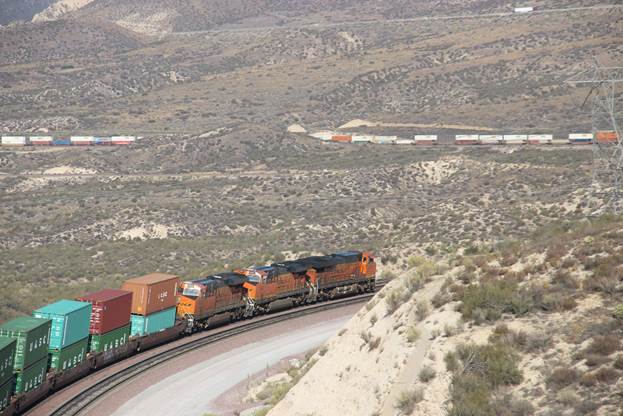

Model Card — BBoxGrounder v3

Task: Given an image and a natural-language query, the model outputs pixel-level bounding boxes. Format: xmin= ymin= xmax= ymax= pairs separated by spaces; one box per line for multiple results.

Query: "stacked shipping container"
xmin=122 ymin=274 xmax=179 ymax=336
xmin=33 ymin=300 xmax=91 ymax=372
xmin=0 ymin=317 xmax=51 ymax=394
xmin=77 ymin=289 xmax=132 ymax=353
xmin=0 ymin=338 xmax=16 ymax=410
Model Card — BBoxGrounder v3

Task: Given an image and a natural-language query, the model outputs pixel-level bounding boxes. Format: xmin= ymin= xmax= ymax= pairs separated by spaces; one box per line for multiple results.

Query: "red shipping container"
xmin=121 ymin=273 xmax=179 ymax=316
xmin=77 ymin=289 xmax=132 ymax=334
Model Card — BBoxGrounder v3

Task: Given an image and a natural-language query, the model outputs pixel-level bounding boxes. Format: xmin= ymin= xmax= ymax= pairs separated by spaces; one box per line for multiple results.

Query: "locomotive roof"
xmin=273 ymin=251 xmax=363 ymax=273
xmin=188 ymin=272 xmax=247 ymax=288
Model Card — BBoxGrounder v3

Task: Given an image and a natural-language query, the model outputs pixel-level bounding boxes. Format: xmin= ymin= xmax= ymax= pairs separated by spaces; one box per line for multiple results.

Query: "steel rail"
xmin=50 ymin=286 xmax=382 ymax=416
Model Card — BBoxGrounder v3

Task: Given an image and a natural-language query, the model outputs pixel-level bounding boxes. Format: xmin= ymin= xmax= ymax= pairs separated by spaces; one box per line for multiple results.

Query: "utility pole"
xmin=567 ymin=62 xmax=623 ymax=213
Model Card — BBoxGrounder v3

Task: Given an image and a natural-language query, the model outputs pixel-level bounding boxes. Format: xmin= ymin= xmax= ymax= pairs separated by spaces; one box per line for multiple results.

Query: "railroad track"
xmin=50 ymin=285 xmax=383 ymax=416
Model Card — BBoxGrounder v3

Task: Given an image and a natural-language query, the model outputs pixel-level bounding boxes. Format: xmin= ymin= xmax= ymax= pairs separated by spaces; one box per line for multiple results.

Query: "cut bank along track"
xmin=50 ymin=288 xmax=382 ymax=416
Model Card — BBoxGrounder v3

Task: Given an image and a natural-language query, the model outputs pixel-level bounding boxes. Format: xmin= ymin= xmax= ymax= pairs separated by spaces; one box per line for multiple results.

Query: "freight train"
xmin=0 ymin=136 xmax=136 ymax=147
xmin=0 ymin=250 xmax=376 ymax=416
xmin=313 ymin=131 xmax=619 ymax=145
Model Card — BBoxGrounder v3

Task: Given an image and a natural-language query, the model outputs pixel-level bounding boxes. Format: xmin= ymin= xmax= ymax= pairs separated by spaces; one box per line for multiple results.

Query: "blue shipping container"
xmin=52 ymin=138 xmax=71 ymax=146
xmin=33 ymin=300 xmax=91 ymax=349
xmin=130 ymin=307 xmax=176 ymax=337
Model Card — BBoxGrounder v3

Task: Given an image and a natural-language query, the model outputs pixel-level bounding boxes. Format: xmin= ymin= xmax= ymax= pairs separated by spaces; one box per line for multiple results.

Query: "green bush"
xmin=447 ymin=342 xmax=522 ymax=416
xmin=460 ymin=280 xmax=532 ymax=323
xmin=395 ymin=388 xmax=424 ymax=414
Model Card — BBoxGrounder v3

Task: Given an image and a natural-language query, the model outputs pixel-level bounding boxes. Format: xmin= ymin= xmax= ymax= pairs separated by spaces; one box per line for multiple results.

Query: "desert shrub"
xmin=460 ymin=280 xmax=532 ymax=323
xmin=613 ymin=355 xmax=623 ymax=370
xmin=584 ymin=354 xmax=610 ymax=367
xmin=556 ymin=389 xmax=580 ymax=406
xmin=585 ymin=275 xmax=618 ymax=295
xmin=488 ymin=324 xmax=527 ymax=349
xmin=579 ymin=371 xmax=597 ymax=387
xmin=456 ymin=343 xmax=522 ymax=387
xmin=552 ymin=269 xmax=579 ymax=289
xmin=405 ymin=274 xmax=425 ymax=294
xmin=415 ymin=301 xmax=431 ymax=321
xmin=594 ymin=367 xmax=619 ymax=384
xmin=547 ymin=367 xmax=579 ymax=390
xmin=459 ymin=270 xmax=477 ymax=284
xmin=418 ymin=365 xmax=436 ymax=382
xmin=585 ymin=335 xmax=620 ymax=356
xmin=432 ymin=290 xmax=452 ymax=308
xmin=381 ymin=270 xmax=398 ymax=281
xmin=395 ymin=388 xmax=423 ymax=414
xmin=614 ymin=304 xmax=623 ymax=320
xmin=386 ymin=287 xmax=408 ymax=314
xmin=444 ymin=351 xmax=460 ymax=372
xmin=574 ymin=400 xmax=600 ymax=414
xmin=406 ymin=326 xmax=420 ymax=343
xmin=539 ymin=293 xmax=577 ymax=312
xmin=448 ymin=373 xmax=493 ymax=416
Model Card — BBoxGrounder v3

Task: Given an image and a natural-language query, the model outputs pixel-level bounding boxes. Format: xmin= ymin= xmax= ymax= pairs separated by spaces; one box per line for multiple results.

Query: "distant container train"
xmin=309 ymin=131 xmax=618 ymax=146
xmin=0 ymin=136 xmax=137 ymax=147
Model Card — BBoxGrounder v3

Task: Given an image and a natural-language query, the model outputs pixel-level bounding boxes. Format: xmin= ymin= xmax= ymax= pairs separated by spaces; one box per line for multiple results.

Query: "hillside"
xmin=0 ymin=0 xmax=55 ymax=24
xmin=0 ymin=1 xmax=620 ymax=133
xmin=263 ymin=215 xmax=623 ymax=415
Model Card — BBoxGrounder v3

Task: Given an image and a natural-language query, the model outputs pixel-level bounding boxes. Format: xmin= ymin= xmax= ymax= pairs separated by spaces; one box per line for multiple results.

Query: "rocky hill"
xmin=263 ymin=215 xmax=623 ymax=415
xmin=0 ymin=0 xmax=55 ymax=24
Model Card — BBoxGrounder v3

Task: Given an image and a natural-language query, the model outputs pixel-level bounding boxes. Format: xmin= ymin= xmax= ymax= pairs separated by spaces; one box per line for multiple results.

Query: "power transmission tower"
xmin=567 ymin=62 xmax=623 ymax=214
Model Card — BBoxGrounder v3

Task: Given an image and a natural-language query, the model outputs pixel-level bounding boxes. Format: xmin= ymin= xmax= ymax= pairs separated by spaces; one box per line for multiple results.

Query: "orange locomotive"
xmin=177 ymin=251 xmax=376 ymax=330
xmin=237 ymin=251 xmax=376 ymax=314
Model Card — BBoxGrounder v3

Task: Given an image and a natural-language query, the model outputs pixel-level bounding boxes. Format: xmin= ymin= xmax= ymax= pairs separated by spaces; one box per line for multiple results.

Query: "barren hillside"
xmin=264 ymin=216 xmax=623 ymax=416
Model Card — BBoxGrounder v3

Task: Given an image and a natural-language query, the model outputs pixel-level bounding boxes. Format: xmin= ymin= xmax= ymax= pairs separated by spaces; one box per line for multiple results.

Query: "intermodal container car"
xmin=413 ymin=135 xmax=437 ymax=145
xmin=94 ymin=137 xmax=112 ymax=146
xmin=596 ymin=131 xmax=618 ymax=144
xmin=502 ymin=135 xmax=527 ymax=145
xmin=0 ymin=377 xmax=12 ymax=411
xmin=331 ymin=135 xmax=352 ymax=143
xmin=455 ymin=135 xmax=479 ymax=145
xmin=111 ymin=136 xmax=136 ymax=145
xmin=33 ymin=300 xmax=91 ymax=350
xmin=76 ymin=289 xmax=132 ymax=335
xmin=1 ymin=136 xmax=26 ymax=146
xmin=0 ymin=317 xmax=51 ymax=370
xmin=371 ymin=135 xmax=397 ymax=144
xmin=130 ymin=307 xmax=176 ymax=337
xmin=52 ymin=138 xmax=71 ymax=146
xmin=70 ymin=136 xmax=95 ymax=146
xmin=89 ymin=324 xmax=130 ymax=353
xmin=395 ymin=139 xmax=414 ymax=145
xmin=49 ymin=337 xmax=88 ymax=372
xmin=122 ymin=273 xmax=179 ymax=316
xmin=351 ymin=135 xmax=373 ymax=143
xmin=479 ymin=135 xmax=502 ymax=145
xmin=568 ymin=133 xmax=593 ymax=144
xmin=0 ymin=338 xmax=16 ymax=385
xmin=527 ymin=134 xmax=553 ymax=144
xmin=29 ymin=136 xmax=53 ymax=146
xmin=14 ymin=356 xmax=47 ymax=394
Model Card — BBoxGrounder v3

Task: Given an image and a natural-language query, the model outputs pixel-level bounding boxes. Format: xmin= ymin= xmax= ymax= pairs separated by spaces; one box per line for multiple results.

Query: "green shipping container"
xmin=33 ymin=300 xmax=91 ymax=350
xmin=0 ymin=337 xmax=16 ymax=385
xmin=49 ymin=337 xmax=88 ymax=372
xmin=0 ymin=317 xmax=51 ymax=370
xmin=130 ymin=307 xmax=176 ymax=337
xmin=0 ymin=377 xmax=13 ymax=411
xmin=15 ymin=356 xmax=47 ymax=394
xmin=89 ymin=325 xmax=130 ymax=353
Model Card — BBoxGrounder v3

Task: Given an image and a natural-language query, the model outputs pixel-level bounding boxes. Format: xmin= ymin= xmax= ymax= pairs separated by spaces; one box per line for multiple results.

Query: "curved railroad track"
xmin=49 ymin=286 xmax=383 ymax=416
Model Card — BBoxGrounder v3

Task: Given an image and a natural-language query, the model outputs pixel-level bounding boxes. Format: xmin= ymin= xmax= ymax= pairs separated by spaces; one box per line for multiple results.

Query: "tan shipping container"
xmin=121 ymin=273 xmax=179 ymax=316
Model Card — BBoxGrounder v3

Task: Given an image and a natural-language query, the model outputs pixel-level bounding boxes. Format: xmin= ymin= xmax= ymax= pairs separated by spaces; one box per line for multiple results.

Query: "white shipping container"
xmin=352 ymin=135 xmax=373 ymax=143
xmin=413 ymin=135 xmax=438 ymax=141
xmin=552 ymin=139 xmax=571 ymax=145
xmin=71 ymin=136 xmax=95 ymax=143
xmin=396 ymin=139 xmax=414 ymax=145
xmin=569 ymin=133 xmax=593 ymax=140
xmin=29 ymin=136 xmax=53 ymax=142
xmin=514 ymin=6 xmax=534 ymax=13
xmin=479 ymin=135 xmax=502 ymax=144
xmin=456 ymin=135 xmax=479 ymax=141
xmin=1 ymin=136 xmax=26 ymax=146
xmin=372 ymin=136 xmax=397 ymax=144
xmin=111 ymin=136 xmax=136 ymax=144
xmin=503 ymin=135 xmax=527 ymax=144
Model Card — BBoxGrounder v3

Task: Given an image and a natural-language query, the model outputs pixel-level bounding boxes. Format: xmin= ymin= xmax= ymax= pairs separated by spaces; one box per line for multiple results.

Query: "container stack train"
xmin=0 ymin=136 xmax=136 ymax=147
xmin=311 ymin=131 xmax=619 ymax=146
xmin=0 ymin=250 xmax=376 ymax=415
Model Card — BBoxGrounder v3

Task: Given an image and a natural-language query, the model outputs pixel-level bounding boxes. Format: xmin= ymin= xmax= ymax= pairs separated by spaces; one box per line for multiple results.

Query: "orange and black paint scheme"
xmin=177 ymin=251 xmax=376 ymax=331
